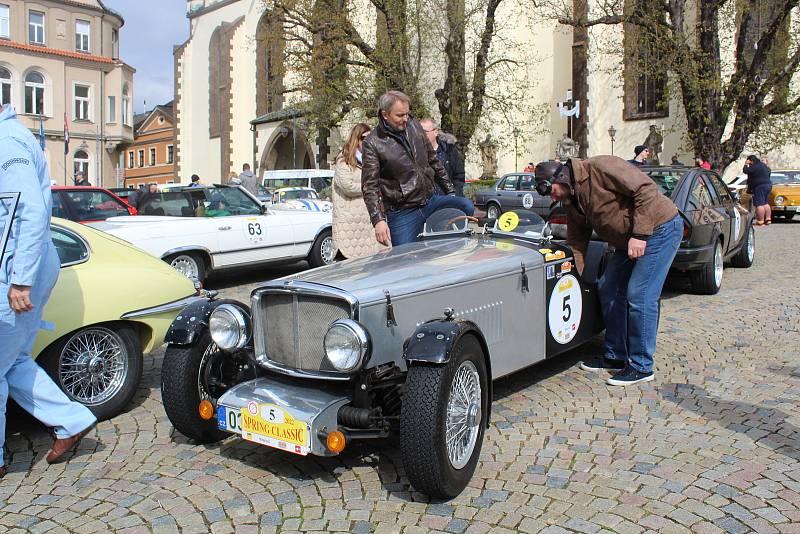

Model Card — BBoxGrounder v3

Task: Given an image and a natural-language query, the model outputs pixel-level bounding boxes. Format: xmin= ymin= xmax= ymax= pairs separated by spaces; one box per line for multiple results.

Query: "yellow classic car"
xmin=33 ymin=218 xmax=200 ymax=420
xmin=769 ymin=170 xmax=800 ymax=221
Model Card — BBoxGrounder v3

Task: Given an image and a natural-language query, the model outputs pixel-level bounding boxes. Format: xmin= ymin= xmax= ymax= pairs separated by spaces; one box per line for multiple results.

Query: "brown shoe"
xmin=46 ymin=423 xmax=95 ymax=464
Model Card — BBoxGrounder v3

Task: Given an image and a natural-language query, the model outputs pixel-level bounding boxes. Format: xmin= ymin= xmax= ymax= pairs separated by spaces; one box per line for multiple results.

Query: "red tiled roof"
xmin=0 ymin=40 xmax=116 ymax=64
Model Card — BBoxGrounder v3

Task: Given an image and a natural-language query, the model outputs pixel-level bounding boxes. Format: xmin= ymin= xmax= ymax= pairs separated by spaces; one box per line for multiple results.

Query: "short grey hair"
xmin=419 ymin=117 xmax=437 ymax=129
xmin=378 ymin=90 xmax=411 ymax=113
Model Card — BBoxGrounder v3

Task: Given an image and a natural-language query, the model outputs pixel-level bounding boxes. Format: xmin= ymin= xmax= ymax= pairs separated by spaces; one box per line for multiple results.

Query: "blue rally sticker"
xmin=217 ymin=405 xmax=227 ymax=430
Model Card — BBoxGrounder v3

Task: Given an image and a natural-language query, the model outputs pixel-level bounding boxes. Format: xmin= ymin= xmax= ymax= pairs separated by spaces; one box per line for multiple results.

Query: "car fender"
xmin=403 ymin=319 xmax=493 ymax=425
xmin=165 ymin=298 xmax=250 ymax=345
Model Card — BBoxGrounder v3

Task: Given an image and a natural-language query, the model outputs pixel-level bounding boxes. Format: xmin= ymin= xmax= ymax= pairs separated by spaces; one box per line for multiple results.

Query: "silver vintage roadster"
xmin=160 ymin=209 xmax=607 ymax=498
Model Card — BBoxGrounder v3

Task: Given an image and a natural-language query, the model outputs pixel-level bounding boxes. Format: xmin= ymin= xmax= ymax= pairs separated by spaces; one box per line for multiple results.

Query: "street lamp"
xmin=607 ymin=125 xmax=617 ymax=156
xmin=513 ymin=127 xmax=521 ymax=171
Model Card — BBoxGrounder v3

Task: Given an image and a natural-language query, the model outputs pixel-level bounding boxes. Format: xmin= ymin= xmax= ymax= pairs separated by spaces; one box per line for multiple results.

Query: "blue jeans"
xmin=386 ymin=195 xmax=475 ymax=246
xmin=598 ymin=215 xmax=682 ymax=373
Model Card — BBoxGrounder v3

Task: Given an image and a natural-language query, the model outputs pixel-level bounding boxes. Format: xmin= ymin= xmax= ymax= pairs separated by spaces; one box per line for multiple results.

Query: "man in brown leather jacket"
xmin=362 ymin=91 xmax=474 ymax=246
xmin=535 ymin=157 xmax=682 ymax=386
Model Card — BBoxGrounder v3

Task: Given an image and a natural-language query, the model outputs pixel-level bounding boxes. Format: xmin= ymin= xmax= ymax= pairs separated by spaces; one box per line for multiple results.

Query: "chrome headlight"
xmin=323 ymin=319 xmax=370 ymax=372
xmin=774 ymin=195 xmax=786 ymax=205
xmin=209 ymin=304 xmax=250 ymax=351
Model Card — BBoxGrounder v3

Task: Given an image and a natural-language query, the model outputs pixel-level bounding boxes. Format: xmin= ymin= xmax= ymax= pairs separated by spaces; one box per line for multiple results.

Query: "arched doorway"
xmin=260 ymin=122 xmax=315 ymax=172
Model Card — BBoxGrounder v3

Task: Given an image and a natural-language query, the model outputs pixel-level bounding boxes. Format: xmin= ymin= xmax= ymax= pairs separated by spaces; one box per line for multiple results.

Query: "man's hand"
xmin=8 ymin=284 xmax=34 ymax=313
xmin=375 ymin=220 xmax=392 ymax=247
xmin=627 ymin=237 xmax=647 ymax=259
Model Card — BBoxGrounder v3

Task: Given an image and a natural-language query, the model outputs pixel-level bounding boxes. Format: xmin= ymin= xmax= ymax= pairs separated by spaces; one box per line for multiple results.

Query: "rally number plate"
xmin=228 ymin=402 xmax=310 ymax=456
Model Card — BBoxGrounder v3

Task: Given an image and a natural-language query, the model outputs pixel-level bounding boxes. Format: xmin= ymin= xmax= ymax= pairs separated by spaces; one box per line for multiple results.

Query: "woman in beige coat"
xmin=333 ymin=123 xmax=386 ymax=259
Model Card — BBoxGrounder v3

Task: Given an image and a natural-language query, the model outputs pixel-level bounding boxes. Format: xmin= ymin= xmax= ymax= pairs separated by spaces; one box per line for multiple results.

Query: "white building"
xmin=174 ymin=0 xmax=799 ymax=184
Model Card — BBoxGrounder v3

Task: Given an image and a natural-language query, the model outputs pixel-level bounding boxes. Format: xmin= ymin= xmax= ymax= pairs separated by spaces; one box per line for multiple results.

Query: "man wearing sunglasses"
xmin=534 ymin=157 xmax=681 ymax=386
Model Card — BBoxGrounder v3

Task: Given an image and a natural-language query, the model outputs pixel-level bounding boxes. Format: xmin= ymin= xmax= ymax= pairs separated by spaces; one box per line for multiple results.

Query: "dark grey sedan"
xmin=473 ymin=173 xmax=552 ymax=219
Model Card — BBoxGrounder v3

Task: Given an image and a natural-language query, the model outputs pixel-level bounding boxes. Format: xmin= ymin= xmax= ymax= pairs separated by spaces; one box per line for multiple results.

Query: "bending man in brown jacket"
xmin=534 ymin=157 xmax=681 ymax=386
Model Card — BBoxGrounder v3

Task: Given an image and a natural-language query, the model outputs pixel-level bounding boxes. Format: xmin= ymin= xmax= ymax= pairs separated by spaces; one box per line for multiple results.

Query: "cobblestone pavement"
xmin=2 ymin=222 xmax=800 ymax=534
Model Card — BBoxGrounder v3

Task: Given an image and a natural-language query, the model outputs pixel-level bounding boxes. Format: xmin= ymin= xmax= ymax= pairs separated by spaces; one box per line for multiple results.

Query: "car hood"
xmin=772 ymin=184 xmax=800 ymax=195
xmin=279 ymin=235 xmax=545 ymax=304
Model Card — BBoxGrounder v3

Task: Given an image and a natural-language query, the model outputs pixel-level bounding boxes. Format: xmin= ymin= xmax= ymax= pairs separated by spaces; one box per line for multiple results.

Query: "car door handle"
xmin=218 ymin=226 xmax=232 ymax=231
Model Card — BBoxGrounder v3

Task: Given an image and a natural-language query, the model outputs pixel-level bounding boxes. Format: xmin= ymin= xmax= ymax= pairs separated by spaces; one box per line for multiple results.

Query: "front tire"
xmin=690 ymin=238 xmax=723 ymax=295
xmin=784 ymin=212 xmax=795 ymax=221
xmin=731 ymin=225 xmax=755 ymax=268
xmin=161 ymin=331 xmax=228 ymax=443
xmin=39 ymin=324 xmax=142 ymax=421
xmin=308 ymin=229 xmax=335 ymax=268
xmin=401 ymin=335 xmax=488 ymax=498
xmin=486 ymin=203 xmax=501 ymax=220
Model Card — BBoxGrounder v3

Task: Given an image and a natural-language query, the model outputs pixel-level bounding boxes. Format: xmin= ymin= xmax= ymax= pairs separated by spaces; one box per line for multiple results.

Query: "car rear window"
xmin=771 ymin=173 xmax=800 ymax=185
xmin=645 ymin=171 xmax=684 ymax=197
xmin=62 ymin=190 xmax=130 ymax=222
xmin=139 ymin=192 xmax=195 ymax=217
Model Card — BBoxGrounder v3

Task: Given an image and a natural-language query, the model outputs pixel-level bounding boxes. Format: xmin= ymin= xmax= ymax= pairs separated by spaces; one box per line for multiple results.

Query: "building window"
xmin=623 ymin=2 xmax=668 ymax=120
xmin=167 ymin=145 xmax=174 ymax=164
xmin=122 ymin=85 xmax=130 ymax=126
xmin=137 ymin=149 xmax=144 ymax=167
xmin=0 ymin=5 xmax=9 ymax=39
xmin=74 ymin=84 xmax=90 ymax=121
xmin=149 ymin=147 xmax=156 ymax=166
xmin=111 ymin=29 xmax=119 ymax=59
xmin=73 ymin=150 xmax=89 ymax=181
xmin=107 ymin=95 xmax=116 ymax=123
xmin=0 ymin=67 xmax=10 ymax=107
xmin=24 ymin=71 xmax=45 ymax=115
xmin=75 ymin=20 xmax=90 ymax=52
xmin=128 ymin=151 xmax=134 ymax=169
xmin=29 ymin=11 xmax=45 ymax=44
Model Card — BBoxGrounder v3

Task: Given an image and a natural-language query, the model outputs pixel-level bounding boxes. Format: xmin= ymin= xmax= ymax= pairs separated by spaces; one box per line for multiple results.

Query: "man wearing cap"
xmin=534 ymin=157 xmax=682 ymax=385
xmin=629 ymin=145 xmax=649 ymax=166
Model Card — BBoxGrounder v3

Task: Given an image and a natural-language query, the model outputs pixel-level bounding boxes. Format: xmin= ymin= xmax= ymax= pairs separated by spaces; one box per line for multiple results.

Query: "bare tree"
xmin=268 ymin=0 xmax=525 ymax=155
xmin=535 ymin=0 xmax=800 ymax=171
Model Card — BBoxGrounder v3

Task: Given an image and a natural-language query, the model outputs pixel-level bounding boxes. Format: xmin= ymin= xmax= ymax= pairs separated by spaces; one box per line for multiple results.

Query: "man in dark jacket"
xmin=362 ymin=91 xmax=474 ymax=246
xmin=420 ymin=118 xmax=466 ymax=197
xmin=628 ymin=145 xmax=648 ymax=166
xmin=535 ymin=157 xmax=682 ymax=386
xmin=743 ymin=154 xmax=772 ymax=225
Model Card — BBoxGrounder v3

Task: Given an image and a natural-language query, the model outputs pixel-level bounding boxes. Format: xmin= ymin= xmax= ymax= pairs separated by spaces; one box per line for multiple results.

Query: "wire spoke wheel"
xmin=59 ymin=327 xmax=129 ymax=405
xmin=445 ymin=360 xmax=482 ymax=469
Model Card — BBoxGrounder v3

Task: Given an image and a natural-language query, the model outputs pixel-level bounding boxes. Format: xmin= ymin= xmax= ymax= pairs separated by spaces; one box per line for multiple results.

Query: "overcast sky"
xmin=103 ymin=0 xmax=189 ymax=114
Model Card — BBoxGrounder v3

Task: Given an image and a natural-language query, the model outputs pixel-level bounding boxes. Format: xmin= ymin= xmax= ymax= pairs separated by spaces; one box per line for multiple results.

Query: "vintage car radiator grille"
xmin=261 ymin=293 xmax=351 ymax=371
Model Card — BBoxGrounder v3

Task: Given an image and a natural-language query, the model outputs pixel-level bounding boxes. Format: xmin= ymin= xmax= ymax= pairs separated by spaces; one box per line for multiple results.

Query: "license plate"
xmin=217 ymin=405 xmax=243 ymax=434
xmin=239 ymin=402 xmax=310 ymax=456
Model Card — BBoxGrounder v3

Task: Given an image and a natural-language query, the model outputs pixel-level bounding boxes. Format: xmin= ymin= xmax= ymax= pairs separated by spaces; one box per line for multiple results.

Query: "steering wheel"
xmin=443 ymin=215 xmax=479 ymax=230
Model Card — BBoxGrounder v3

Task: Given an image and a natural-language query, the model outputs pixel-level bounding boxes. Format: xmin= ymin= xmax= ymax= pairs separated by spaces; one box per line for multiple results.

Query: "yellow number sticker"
xmin=498 ymin=212 xmax=519 ymax=232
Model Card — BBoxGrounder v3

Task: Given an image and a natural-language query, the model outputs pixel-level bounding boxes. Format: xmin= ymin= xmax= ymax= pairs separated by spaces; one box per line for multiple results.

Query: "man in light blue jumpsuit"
xmin=0 ymin=104 xmax=96 ymax=475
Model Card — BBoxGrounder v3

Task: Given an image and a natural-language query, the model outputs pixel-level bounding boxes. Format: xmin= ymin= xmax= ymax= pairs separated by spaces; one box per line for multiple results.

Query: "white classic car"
xmin=269 ymin=187 xmax=332 ymax=212
xmin=89 ymin=185 xmax=335 ymax=283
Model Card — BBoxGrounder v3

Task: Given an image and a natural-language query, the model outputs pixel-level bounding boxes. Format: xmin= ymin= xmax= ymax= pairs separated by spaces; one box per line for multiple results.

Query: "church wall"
xmin=176 ymin=1 xmax=248 ymax=184
xmin=229 ymin=16 xmax=259 ymax=175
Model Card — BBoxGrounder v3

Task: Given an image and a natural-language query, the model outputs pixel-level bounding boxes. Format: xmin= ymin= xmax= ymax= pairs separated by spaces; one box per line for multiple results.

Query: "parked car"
xmin=32 ymin=218 xmax=199 ymax=420
xmin=159 ymin=208 xmax=608 ymax=499
xmin=473 ymin=173 xmax=551 ymax=219
xmin=88 ymin=185 xmax=335 ymax=283
xmin=52 ymin=186 xmax=137 ymax=223
xmin=108 ymin=187 xmax=137 ymax=202
xmin=269 ymin=187 xmax=332 ymax=212
xmin=768 ymin=170 xmax=800 ymax=221
xmin=261 ymin=169 xmax=334 ymax=199
xmin=643 ymin=166 xmax=755 ymax=294
xmin=473 ymin=172 xmax=567 ymax=235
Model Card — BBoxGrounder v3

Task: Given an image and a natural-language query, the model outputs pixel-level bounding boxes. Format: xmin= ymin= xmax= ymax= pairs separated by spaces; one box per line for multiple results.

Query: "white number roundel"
xmin=548 ymin=274 xmax=583 ymax=344
xmin=522 ymin=193 xmax=534 ymax=209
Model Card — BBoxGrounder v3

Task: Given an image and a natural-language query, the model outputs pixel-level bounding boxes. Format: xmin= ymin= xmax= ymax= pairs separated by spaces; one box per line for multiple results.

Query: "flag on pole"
xmin=63 ymin=113 xmax=69 ymax=155
xmin=38 ymin=116 xmax=45 ymax=150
